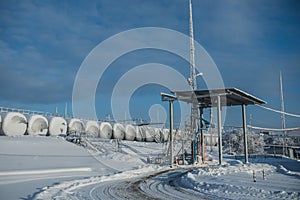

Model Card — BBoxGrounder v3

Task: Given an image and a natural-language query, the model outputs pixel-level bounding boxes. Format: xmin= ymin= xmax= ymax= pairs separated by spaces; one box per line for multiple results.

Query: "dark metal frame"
xmin=169 ymin=88 xmax=266 ymax=165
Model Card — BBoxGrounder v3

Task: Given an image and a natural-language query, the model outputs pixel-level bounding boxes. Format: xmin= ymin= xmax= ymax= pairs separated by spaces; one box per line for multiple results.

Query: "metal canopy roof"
xmin=173 ymin=88 xmax=266 ymax=108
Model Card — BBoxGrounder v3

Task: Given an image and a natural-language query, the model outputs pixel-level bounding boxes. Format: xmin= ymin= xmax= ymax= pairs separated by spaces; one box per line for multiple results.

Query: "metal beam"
xmin=242 ymin=104 xmax=249 ymax=164
xmin=200 ymin=107 xmax=204 ymax=163
xmin=217 ymin=96 xmax=222 ymax=165
xmin=169 ymin=100 xmax=174 ymax=166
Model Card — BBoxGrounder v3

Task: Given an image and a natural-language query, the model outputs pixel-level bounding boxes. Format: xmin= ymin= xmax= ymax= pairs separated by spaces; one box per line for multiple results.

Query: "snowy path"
xmin=33 ymin=167 xmax=211 ymax=200
xmin=138 ymin=168 xmax=210 ymax=200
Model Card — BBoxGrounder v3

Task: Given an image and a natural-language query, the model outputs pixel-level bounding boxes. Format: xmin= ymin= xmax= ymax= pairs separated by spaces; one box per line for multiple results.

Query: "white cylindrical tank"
xmin=113 ymin=123 xmax=125 ymax=140
xmin=0 ymin=112 xmax=27 ymax=136
xmin=163 ymin=129 xmax=169 ymax=142
xmin=85 ymin=120 xmax=99 ymax=137
xmin=145 ymin=127 xmax=154 ymax=142
xmin=175 ymin=129 xmax=181 ymax=141
xmin=205 ymin=134 xmax=218 ymax=146
xmin=68 ymin=118 xmax=84 ymax=135
xmin=99 ymin=122 xmax=112 ymax=139
xmin=154 ymin=128 xmax=162 ymax=142
xmin=27 ymin=114 xmax=48 ymax=135
xmin=125 ymin=124 xmax=136 ymax=141
xmin=135 ymin=126 xmax=144 ymax=142
xmin=48 ymin=116 xmax=67 ymax=136
xmin=0 ymin=114 xmax=2 ymax=132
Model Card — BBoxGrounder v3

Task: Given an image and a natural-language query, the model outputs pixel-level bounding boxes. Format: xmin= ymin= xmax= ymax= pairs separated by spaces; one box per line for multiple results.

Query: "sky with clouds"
xmin=0 ymin=0 xmax=299 ymax=129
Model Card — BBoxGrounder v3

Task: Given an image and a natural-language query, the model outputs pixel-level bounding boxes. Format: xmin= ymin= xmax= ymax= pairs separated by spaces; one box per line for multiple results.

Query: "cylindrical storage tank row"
xmin=0 ymin=114 xmax=2 ymax=134
xmin=163 ymin=129 xmax=169 ymax=142
xmin=85 ymin=120 xmax=99 ymax=137
xmin=145 ymin=127 xmax=154 ymax=142
xmin=0 ymin=111 xmax=170 ymax=142
xmin=113 ymin=123 xmax=125 ymax=140
xmin=125 ymin=124 xmax=136 ymax=141
xmin=204 ymin=134 xmax=218 ymax=146
xmin=99 ymin=122 xmax=112 ymax=139
xmin=154 ymin=128 xmax=162 ymax=142
xmin=136 ymin=126 xmax=145 ymax=142
xmin=48 ymin=117 xmax=67 ymax=136
xmin=27 ymin=114 xmax=48 ymax=135
xmin=67 ymin=118 xmax=84 ymax=135
xmin=0 ymin=112 xmax=27 ymax=136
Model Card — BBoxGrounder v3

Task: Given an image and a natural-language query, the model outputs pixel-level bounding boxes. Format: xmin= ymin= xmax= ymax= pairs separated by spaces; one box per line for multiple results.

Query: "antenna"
xmin=280 ymin=71 xmax=287 ymax=155
xmin=188 ymin=0 xmax=201 ymax=163
xmin=280 ymin=71 xmax=286 ymax=132
xmin=189 ymin=0 xmax=197 ymax=90
xmin=55 ymin=106 xmax=59 ymax=116
xmin=64 ymin=102 xmax=68 ymax=118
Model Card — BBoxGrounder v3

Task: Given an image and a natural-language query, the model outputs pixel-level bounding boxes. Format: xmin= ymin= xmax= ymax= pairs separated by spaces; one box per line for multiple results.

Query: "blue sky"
xmin=0 ymin=0 xmax=299 ymax=129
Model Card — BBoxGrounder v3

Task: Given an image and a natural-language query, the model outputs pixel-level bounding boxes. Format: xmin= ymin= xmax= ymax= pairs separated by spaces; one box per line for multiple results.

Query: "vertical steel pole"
xmin=217 ymin=96 xmax=222 ymax=165
xmin=242 ymin=104 xmax=249 ymax=164
xmin=169 ymin=100 xmax=174 ymax=166
xmin=200 ymin=107 xmax=204 ymax=163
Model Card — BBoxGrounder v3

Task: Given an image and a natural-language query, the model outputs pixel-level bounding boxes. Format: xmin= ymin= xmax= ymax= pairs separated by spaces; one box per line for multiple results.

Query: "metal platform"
xmin=162 ymin=88 xmax=266 ymax=165
xmin=173 ymin=88 xmax=266 ymax=107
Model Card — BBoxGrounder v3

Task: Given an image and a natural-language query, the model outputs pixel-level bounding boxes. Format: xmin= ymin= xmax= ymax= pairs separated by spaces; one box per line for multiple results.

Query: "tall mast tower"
xmin=189 ymin=0 xmax=197 ymax=90
xmin=188 ymin=0 xmax=200 ymax=162
xmin=280 ymin=71 xmax=287 ymax=155
xmin=280 ymin=71 xmax=286 ymax=131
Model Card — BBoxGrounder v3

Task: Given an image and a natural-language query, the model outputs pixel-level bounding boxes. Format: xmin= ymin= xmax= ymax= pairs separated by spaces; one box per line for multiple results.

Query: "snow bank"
xmin=181 ymin=157 xmax=300 ymax=199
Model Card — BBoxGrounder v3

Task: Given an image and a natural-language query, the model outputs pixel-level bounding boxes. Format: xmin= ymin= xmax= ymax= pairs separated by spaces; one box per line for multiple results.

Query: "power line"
xmin=255 ymin=104 xmax=300 ymax=118
xmin=247 ymin=125 xmax=300 ymax=132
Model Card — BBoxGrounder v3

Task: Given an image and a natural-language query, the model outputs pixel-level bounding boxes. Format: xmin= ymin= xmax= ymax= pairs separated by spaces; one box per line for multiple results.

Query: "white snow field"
xmin=0 ymin=136 xmax=299 ymax=200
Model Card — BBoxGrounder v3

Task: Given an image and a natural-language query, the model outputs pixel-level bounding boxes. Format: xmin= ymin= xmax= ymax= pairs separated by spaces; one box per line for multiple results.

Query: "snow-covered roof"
xmin=173 ymin=88 xmax=266 ymax=108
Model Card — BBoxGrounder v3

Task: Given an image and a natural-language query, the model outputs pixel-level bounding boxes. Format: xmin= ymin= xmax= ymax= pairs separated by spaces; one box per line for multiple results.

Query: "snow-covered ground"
xmin=0 ymin=136 xmax=299 ymax=199
xmin=181 ymin=157 xmax=300 ymax=199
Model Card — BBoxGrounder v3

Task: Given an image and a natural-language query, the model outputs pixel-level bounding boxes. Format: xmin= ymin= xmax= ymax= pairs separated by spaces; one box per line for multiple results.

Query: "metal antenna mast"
xmin=188 ymin=0 xmax=200 ymax=163
xmin=189 ymin=0 xmax=197 ymax=90
xmin=280 ymin=71 xmax=287 ymax=155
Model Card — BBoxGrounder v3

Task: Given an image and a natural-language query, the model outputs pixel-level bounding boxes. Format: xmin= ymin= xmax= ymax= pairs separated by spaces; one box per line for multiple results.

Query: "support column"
xmin=169 ymin=100 xmax=174 ymax=166
xmin=200 ymin=107 xmax=204 ymax=163
xmin=217 ymin=96 xmax=222 ymax=165
xmin=242 ymin=104 xmax=248 ymax=164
